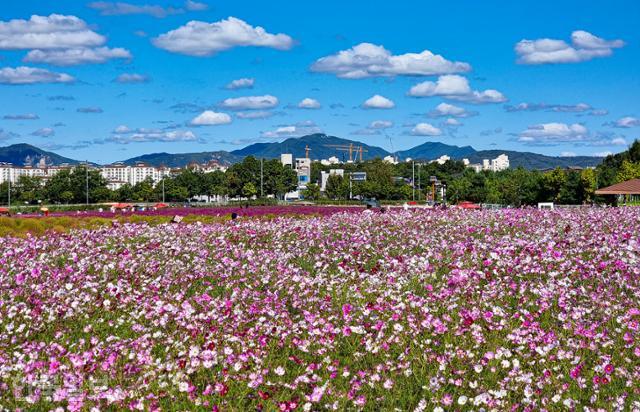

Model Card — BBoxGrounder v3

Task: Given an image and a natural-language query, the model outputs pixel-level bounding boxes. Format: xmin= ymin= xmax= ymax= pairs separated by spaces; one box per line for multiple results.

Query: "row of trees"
xmin=0 ymin=157 xmax=298 ymax=205
xmin=2 ymin=140 xmax=639 ymax=206
xmin=306 ymin=140 xmax=640 ymax=205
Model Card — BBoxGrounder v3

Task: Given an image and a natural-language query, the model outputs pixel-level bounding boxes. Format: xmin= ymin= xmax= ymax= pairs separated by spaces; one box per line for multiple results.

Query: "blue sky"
xmin=0 ymin=0 xmax=638 ymax=164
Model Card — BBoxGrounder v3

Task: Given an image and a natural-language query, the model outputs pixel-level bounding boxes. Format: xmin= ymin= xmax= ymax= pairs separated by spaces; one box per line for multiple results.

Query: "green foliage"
xmin=615 ymin=160 xmax=640 ymax=183
xmin=242 ymin=182 xmax=257 ymax=198
xmin=325 ymin=174 xmax=349 ymax=200
xmin=3 ymin=139 xmax=638 ymax=207
xmin=302 ymin=183 xmax=321 ymax=200
xmin=45 ymin=166 xmax=110 ymax=204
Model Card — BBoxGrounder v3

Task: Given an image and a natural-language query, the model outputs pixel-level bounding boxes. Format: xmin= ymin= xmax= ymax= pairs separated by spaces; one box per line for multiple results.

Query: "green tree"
xmin=242 ymin=182 xmax=257 ymax=198
xmin=263 ymin=159 xmax=297 ymax=199
xmin=302 ymin=183 xmax=320 ymax=200
xmin=615 ymin=160 xmax=640 ymax=183
xmin=131 ymin=178 xmax=155 ymax=202
xmin=580 ymin=168 xmax=598 ymax=203
xmin=174 ymin=168 xmax=205 ymax=198
xmin=542 ymin=168 xmax=567 ymax=203
xmin=0 ymin=182 xmax=10 ymax=205
xmin=45 ymin=166 xmax=109 ymax=204
xmin=15 ymin=175 xmax=43 ymax=204
xmin=325 ymin=174 xmax=349 ymax=200
xmin=116 ymin=183 xmax=135 ymax=202
xmin=203 ymin=170 xmax=227 ymax=199
xmin=153 ymin=178 xmax=189 ymax=202
xmin=60 ymin=191 xmax=74 ymax=204
xmin=447 ymin=175 xmax=472 ymax=203
xmin=226 ymin=156 xmax=261 ymax=198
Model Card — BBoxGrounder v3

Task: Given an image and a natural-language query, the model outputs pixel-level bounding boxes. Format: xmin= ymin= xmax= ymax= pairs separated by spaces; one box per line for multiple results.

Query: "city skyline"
xmin=0 ymin=0 xmax=639 ymax=164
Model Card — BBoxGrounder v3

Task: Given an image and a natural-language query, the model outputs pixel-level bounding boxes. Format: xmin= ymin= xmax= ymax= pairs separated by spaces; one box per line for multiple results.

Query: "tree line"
xmin=0 ymin=157 xmax=298 ymax=205
xmin=1 ymin=140 xmax=639 ymax=206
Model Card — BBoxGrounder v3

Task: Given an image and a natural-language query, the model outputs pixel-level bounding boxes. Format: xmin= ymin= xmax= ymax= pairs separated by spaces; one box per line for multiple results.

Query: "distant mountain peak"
xmin=0 ymin=143 xmax=81 ymax=166
xmin=1 ymin=135 xmax=604 ymax=170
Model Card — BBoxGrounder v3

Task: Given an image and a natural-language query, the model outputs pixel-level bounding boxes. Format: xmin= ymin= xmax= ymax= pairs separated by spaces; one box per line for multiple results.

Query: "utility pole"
xmin=85 ymin=161 xmax=89 ymax=206
xmin=260 ymin=158 xmax=264 ymax=198
xmin=7 ymin=177 xmax=10 ymax=209
xmin=162 ymin=178 xmax=165 ymax=203
xmin=418 ymin=163 xmax=421 ymax=201
xmin=349 ymin=173 xmax=352 ymax=200
xmin=412 ymin=161 xmax=415 ymax=201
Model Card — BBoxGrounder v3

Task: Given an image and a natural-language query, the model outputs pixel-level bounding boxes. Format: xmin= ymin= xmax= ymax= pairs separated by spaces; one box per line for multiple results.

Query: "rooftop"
xmin=595 ymin=179 xmax=640 ymax=195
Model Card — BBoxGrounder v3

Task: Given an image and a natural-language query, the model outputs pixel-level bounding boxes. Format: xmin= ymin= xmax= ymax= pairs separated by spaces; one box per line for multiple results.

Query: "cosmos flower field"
xmin=1 ymin=208 xmax=640 ymax=411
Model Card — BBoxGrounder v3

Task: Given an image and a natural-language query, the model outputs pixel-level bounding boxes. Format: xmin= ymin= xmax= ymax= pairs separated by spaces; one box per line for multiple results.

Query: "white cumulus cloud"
xmin=515 ymin=30 xmax=624 ymax=64
xmin=311 ymin=43 xmax=470 ymax=79
xmin=297 ymin=98 xmax=321 ymax=109
xmin=114 ymin=125 xmax=131 ymax=134
xmin=409 ymin=75 xmax=506 ymax=104
xmin=107 ymin=129 xmax=198 ymax=144
xmin=0 ymin=66 xmax=75 ymax=84
xmin=153 ymin=17 xmax=294 ymax=56
xmin=362 ymin=94 xmax=395 ymax=109
xmin=428 ymin=102 xmax=477 ymax=118
xmin=0 ymin=14 xmax=105 ymax=50
xmin=443 ymin=118 xmax=462 ymax=126
xmin=225 ymin=77 xmax=254 ymax=90
xmin=410 ymin=123 xmax=442 ymax=136
xmin=609 ymin=116 xmax=639 ymax=128
xmin=261 ymin=121 xmax=321 ymax=139
xmin=184 ymin=1 xmax=209 ymax=11
xmin=31 ymin=127 xmax=55 ymax=137
xmin=370 ymin=120 xmax=393 ymax=129
xmin=190 ymin=110 xmax=232 ymax=126
xmin=351 ymin=120 xmax=393 ymax=135
xmin=518 ymin=122 xmax=588 ymax=143
xmin=24 ymin=47 xmax=131 ymax=66
xmin=219 ymin=95 xmax=278 ymax=110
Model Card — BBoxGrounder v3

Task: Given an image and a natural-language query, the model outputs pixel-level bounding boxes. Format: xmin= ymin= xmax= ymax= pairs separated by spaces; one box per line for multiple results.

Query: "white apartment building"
xmin=101 ymin=162 xmax=173 ymax=189
xmin=320 ymin=156 xmax=340 ymax=166
xmin=383 ymin=155 xmax=398 ymax=164
xmin=295 ymin=157 xmax=311 ymax=189
xmin=1 ymin=160 xmax=215 ymax=192
xmin=190 ymin=160 xmax=226 ymax=174
xmin=0 ymin=163 xmax=68 ymax=185
xmin=280 ymin=153 xmax=293 ymax=168
xmin=432 ymin=155 xmax=451 ymax=165
xmin=466 ymin=154 xmax=510 ymax=173
xmin=491 ymin=154 xmax=510 ymax=171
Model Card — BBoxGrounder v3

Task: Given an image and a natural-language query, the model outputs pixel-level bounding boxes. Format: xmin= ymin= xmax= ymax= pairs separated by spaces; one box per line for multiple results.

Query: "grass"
xmin=0 ymin=214 xmax=229 ymax=237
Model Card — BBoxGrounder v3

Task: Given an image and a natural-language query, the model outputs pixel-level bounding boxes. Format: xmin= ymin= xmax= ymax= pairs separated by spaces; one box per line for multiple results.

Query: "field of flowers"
xmin=1 ymin=208 xmax=639 ymax=411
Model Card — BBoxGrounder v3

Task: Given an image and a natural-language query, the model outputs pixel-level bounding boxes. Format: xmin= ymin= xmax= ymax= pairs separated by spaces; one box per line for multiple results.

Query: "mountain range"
xmin=0 ymin=134 xmax=605 ymax=170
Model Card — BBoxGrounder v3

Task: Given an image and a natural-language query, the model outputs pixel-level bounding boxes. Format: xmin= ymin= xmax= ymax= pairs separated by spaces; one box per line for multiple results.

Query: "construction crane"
xmin=384 ymin=132 xmax=398 ymax=163
xmin=325 ymin=143 xmax=368 ymax=162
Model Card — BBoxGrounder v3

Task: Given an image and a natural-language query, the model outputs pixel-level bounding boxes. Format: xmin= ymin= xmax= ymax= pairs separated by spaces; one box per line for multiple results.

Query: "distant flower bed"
xmin=17 ymin=205 xmax=363 ymax=219
xmin=1 ymin=208 xmax=639 ymax=410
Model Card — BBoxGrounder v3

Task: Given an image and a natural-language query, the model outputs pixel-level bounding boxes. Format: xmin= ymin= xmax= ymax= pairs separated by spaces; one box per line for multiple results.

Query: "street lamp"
xmin=85 ymin=162 xmax=89 ymax=206
xmin=412 ymin=161 xmax=415 ymax=201
xmin=417 ymin=163 xmax=422 ymax=201
xmin=260 ymin=158 xmax=264 ymax=198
